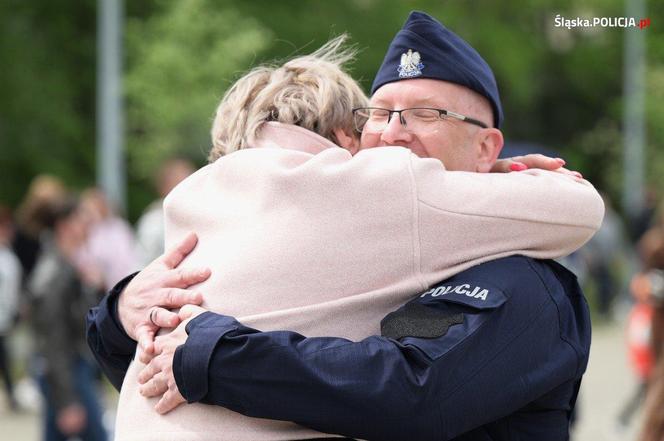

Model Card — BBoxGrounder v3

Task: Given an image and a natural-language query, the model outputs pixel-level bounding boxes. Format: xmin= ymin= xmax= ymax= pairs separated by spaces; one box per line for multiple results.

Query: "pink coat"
xmin=115 ymin=122 xmax=604 ymax=440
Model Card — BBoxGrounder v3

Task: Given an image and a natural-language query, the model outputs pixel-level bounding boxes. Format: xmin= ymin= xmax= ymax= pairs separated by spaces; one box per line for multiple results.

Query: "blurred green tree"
xmin=124 ymin=0 xmax=270 ymax=178
xmin=0 ymin=0 xmax=662 ymax=221
xmin=123 ymin=0 xmax=271 ymax=216
xmin=0 ymin=0 xmax=97 ymax=207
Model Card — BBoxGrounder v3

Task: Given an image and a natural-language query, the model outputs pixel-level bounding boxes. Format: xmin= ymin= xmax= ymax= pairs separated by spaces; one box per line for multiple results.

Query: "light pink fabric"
xmin=114 ymin=122 xmax=604 ymax=441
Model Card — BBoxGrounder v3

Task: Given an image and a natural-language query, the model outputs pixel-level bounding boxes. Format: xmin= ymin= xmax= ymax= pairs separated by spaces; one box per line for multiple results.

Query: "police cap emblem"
xmin=397 ymin=49 xmax=424 ymax=78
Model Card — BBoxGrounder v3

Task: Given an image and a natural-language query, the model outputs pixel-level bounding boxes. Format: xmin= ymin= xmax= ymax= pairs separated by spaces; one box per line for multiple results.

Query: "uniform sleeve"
xmin=85 ymin=272 xmax=139 ymax=391
xmin=410 ymin=156 xmax=605 ymax=286
xmin=173 ymin=264 xmax=586 ymax=441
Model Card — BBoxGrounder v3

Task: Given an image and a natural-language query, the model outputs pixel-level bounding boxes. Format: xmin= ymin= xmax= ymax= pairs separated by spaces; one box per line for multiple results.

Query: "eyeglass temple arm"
xmin=444 ymin=110 xmax=488 ymax=129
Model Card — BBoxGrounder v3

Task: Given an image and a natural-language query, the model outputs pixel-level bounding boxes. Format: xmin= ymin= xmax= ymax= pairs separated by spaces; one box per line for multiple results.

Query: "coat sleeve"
xmin=410 ymin=156 xmax=605 ymax=287
xmin=85 ymin=272 xmax=139 ymax=391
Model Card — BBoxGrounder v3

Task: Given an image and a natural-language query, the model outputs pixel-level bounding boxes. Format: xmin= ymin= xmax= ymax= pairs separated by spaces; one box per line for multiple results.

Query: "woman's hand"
xmin=491 ymin=154 xmax=582 ymax=178
xmin=118 ymin=232 xmax=211 ymax=363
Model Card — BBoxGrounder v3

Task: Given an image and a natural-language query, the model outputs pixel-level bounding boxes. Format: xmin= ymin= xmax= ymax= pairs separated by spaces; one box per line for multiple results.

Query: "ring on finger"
xmin=149 ymin=308 xmax=159 ymax=327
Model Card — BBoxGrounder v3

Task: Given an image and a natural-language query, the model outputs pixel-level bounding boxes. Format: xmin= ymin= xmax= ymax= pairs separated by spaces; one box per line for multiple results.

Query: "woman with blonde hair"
xmin=12 ymin=175 xmax=66 ymax=280
xmin=91 ymin=35 xmax=604 ymax=440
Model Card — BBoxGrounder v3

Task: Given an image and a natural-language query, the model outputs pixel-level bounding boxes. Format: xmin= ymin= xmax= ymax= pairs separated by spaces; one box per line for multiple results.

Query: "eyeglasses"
xmin=352 ymin=107 xmax=488 ymax=133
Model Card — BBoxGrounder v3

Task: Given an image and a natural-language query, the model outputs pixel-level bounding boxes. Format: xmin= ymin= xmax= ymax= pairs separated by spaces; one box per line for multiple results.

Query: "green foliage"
xmin=1 ymin=0 xmax=663 ymax=221
xmin=0 ymin=0 xmax=97 ymax=207
xmin=646 ymin=65 xmax=664 ymax=186
xmin=124 ymin=0 xmax=271 ymax=179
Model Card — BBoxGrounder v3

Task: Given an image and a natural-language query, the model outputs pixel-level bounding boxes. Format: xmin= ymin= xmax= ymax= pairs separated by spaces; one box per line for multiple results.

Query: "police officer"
xmin=87 ymin=11 xmax=591 ymax=441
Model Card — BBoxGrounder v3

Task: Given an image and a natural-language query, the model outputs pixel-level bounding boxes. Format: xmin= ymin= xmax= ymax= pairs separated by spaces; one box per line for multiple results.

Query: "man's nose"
xmin=380 ymin=112 xmax=413 ymax=145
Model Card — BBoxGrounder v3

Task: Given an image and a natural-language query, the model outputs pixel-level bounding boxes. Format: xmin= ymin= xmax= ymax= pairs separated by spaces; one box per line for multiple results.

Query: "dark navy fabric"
xmin=380 ymin=301 xmax=464 ymax=340
xmin=174 ymin=314 xmax=239 ymax=403
xmin=85 ymin=272 xmax=138 ymax=391
xmin=172 ymin=256 xmax=590 ymax=441
xmin=371 ymin=11 xmax=504 ymax=128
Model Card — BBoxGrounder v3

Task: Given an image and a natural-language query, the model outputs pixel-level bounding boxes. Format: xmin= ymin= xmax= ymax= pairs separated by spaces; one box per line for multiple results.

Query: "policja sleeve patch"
xmin=380 ymin=301 xmax=464 ymax=340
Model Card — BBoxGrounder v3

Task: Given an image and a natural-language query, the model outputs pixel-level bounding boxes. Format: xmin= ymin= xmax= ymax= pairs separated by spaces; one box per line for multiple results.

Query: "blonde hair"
xmin=208 ymin=35 xmax=368 ymax=161
xmin=16 ymin=175 xmax=67 ymax=237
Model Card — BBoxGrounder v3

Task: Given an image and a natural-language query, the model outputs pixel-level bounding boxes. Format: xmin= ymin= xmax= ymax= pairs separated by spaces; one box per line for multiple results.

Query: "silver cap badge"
xmin=397 ymin=49 xmax=424 ymax=78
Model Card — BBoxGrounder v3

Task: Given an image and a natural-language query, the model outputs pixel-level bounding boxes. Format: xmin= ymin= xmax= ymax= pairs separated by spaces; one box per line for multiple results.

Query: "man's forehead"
xmin=369 ymin=79 xmax=463 ymax=108
xmin=370 ymin=94 xmax=450 ymax=108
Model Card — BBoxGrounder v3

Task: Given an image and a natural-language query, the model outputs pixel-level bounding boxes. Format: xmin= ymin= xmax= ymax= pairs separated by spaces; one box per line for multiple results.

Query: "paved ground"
xmin=0 ymin=320 xmax=645 ymax=440
xmin=571 ymin=321 xmax=643 ymax=441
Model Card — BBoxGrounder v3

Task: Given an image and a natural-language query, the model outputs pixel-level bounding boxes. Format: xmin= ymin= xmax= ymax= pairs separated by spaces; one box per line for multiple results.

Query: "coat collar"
xmin=250 ymin=122 xmax=339 ymax=154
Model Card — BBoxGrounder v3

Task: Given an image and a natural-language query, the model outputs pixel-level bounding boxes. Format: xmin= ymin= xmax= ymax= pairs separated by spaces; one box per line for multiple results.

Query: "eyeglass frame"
xmin=352 ymin=106 xmax=489 ymax=133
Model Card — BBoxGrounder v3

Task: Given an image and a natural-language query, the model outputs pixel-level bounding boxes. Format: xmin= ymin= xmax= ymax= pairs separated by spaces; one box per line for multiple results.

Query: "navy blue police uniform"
xmin=87 ymin=256 xmax=590 ymax=441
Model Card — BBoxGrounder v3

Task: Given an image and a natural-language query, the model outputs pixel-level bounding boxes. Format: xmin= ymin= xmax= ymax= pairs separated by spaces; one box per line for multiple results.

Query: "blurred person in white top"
xmin=135 ymin=159 xmax=195 ymax=266
xmin=0 ymin=205 xmax=22 ymax=411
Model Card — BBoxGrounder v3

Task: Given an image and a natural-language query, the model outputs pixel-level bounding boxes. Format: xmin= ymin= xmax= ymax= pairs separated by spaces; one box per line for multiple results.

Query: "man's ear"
xmin=474 ymin=128 xmax=504 ymax=173
xmin=333 ymin=127 xmax=360 ymax=155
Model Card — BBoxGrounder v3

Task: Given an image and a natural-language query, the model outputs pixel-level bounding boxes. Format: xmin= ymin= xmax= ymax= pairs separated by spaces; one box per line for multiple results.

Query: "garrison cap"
xmin=371 ymin=11 xmax=504 ymax=128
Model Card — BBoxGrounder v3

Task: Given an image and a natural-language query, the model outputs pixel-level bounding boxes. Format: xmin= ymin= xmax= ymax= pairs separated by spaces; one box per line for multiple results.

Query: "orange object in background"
xmin=627 ymin=302 xmax=655 ymax=381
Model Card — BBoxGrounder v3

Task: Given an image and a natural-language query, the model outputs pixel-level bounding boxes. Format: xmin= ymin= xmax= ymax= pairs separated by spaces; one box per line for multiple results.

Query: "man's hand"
xmin=138 ymin=305 xmax=207 ymax=414
xmin=492 ymin=154 xmax=583 ymax=178
xmin=118 ymin=232 xmax=211 ymax=362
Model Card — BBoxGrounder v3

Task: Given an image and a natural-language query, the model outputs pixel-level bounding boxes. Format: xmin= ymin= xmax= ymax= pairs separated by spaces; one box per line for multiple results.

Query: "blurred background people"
xmin=135 ymin=158 xmax=194 ymax=266
xmin=581 ymin=193 xmax=628 ymax=319
xmin=12 ymin=176 xmax=66 ymax=289
xmin=634 ymin=208 xmax=664 ymax=441
xmin=28 ymin=194 xmax=107 ymax=441
xmin=628 ymin=187 xmax=659 ymax=245
xmin=78 ymin=188 xmax=139 ymax=290
xmin=0 ymin=205 xmax=21 ymax=412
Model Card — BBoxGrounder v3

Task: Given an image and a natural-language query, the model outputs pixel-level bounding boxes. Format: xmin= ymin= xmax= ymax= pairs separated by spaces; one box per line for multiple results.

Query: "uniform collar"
xmin=250 ymin=122 xmax=339 ymax=154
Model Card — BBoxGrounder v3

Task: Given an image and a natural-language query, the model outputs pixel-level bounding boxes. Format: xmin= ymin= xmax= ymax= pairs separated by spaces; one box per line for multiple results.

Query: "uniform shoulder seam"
xmin=525 ymin=258 xmax=582 ymax=377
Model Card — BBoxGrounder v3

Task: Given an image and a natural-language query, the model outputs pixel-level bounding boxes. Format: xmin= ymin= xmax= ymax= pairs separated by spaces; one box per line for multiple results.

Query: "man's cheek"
xmin=359 ymin=132 xmax=382 ymax=149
